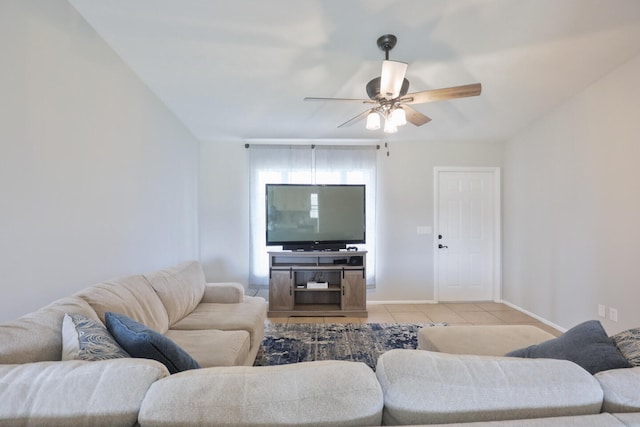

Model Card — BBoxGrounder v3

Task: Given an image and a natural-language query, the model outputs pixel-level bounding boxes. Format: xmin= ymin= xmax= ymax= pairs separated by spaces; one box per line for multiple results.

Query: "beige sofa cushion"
xmin=170 ymin=297 xmax=266 ymax=351
xmin=0 ymin=359 xmax=168 ymax=427
xmin=421 ymin=413 xmax=627 ymax=427
xmin=613 ymin=412 xmax=640 ymax=426
xmin=202 ymin=282 xmax=245 ymax=303
xmin=418 ymin=324 xmax=556 ymax=356
xmin=76 ymin=274 xmax=169 ymax=333
xmin=165 ymin=329 xmax=250 ymax=367
xmin=595 ymin=366 xmax=640 ymax=413
xmin=375 ymin=349 xmax=603 ymax=426
xmin=144 ymin=261 xmax=206 ymax=326
xmin=138 ymin=361 xmax=383 ymax=427
xmin=0 ymin=296 xmax=99 ymax=364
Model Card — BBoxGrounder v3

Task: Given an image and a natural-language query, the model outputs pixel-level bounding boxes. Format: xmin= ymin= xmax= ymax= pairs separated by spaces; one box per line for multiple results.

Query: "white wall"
xmin=503 ymin=53 xmax=640 ymax=334
xmin=0 ymin=1 xmax=200 ymax=322
xmin=199 ymin=142 xmax=250 ymax=283
xmin=373 ymin=141 xmax=503 ymax=301
xmin=199 ymin=140 xmax=503 ymax=301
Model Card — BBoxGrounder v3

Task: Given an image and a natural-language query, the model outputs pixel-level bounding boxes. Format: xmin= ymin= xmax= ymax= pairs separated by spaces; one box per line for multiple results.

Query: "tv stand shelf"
xmin=268 ymin=251 xmax=367 ymax=318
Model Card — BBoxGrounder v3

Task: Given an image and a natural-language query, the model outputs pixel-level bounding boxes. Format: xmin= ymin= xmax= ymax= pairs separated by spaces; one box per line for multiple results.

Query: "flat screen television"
xmin=266 ymin=184 xmax=365 ymax=251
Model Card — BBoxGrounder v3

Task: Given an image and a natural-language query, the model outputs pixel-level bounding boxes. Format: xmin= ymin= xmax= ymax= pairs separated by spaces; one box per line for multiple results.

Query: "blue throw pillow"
xmin=105 ymin=312 xmax=200 ymax=374
xmin=505 ymin=320 xmax=630 ymax=374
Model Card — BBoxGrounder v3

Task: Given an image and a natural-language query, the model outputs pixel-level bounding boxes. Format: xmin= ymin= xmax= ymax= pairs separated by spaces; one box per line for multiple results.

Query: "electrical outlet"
xmin=598 ymin=304 xmax=606 ymax=318
xmin=609 ymin=307 xmax=618 ymax=322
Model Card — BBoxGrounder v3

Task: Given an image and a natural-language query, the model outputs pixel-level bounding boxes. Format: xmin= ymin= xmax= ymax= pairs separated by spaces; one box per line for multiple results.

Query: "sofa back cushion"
xmin=144 ymin=261 xmax=205 ymax=326
xmin=139 ymin=361 xmax=383 ymax=427
xmin=0 ymin=296 xmax=99 ymax=364
xmin=595 ymin=366 xmax=640 ymax=413
xmin=0 ymin=358 xmax=168 ymax=426
xmin=375 ymin=349 xmax=603 ymax=425
xmin=76 ymin=274 xmax=169 ymax=333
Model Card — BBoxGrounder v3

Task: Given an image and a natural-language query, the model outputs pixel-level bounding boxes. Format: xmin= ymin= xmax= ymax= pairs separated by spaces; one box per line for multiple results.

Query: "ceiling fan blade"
xmin=304 ymin=97 xmax=375 ymax=104
xmin=380 ymin=60 xmax=408 ymax=99
xmin=401 ymin=105 xmax=432 ymax=126
xmin=337 ymin=109 xmax=372 ymax=128
xmin=401 ymin=83 xmax=482 ymax=105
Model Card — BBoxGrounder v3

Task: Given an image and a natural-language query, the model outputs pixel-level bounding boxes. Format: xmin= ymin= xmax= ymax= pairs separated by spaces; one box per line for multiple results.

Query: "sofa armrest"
xmin=375 ymin=349 xmax=603 ymax=426
xmin=0 ymin=359 xmax=168 ymax=425
xmin=201 ymin=282 xmax=245 ymax=303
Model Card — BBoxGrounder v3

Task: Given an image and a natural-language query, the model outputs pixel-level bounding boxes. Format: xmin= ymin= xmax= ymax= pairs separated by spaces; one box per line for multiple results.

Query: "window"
xmin=248 ymin=145 xmax=377 ymax=287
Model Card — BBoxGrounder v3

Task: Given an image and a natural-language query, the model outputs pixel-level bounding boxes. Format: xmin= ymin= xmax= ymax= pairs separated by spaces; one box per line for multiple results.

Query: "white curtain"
xmin=249 ymin=145 xmax=377 ymax=286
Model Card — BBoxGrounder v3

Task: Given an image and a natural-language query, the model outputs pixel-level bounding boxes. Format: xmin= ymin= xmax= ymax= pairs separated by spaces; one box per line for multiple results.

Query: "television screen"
xmin=266 ymin=184 xmax=365 ymax=251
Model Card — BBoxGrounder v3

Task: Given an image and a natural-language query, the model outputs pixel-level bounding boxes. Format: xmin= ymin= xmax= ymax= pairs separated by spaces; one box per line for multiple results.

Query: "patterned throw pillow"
xmin=61 ymin=313 xmax=130 ymax=361
xmin=611 ymin=328 xmax=640 ymax=367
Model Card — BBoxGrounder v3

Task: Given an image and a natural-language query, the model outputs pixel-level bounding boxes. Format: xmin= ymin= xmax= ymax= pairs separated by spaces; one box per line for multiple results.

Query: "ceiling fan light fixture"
xmin=380 ymin=60 xmax=408 ymax=99
xmin=303 ymin=34 xmax=481 ymax=134
xmin=383 ymin=117 xmax=398 ymax=134
xmin=366 ymin=111 xmax=381 ymax=130
xmin=391 ymin=107 xmax=406 ymax=126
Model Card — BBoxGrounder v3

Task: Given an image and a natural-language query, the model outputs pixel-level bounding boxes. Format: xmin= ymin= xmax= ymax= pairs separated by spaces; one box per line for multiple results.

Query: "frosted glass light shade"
xmin=380 ymin=60 xmax=408 ymax=99
xmin=391 ymin=108 xmax=406 ymax=126
xmin=383 ymin=117 xmax=398 ymax=134
xmin=366 ymin=112 xmax=381 ymax=130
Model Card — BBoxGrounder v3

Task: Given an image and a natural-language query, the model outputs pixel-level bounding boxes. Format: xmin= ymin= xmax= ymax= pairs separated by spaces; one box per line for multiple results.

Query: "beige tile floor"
xmin=250 ymin=288 xmax=561 ymax=336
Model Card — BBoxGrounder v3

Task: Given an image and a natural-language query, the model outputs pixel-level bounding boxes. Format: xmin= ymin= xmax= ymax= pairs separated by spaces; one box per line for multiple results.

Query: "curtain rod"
xmin=245 ymin=144 xmax=380 ymax=150
xmin=243 ymin=138 xmax=381 ymax=147
xmin=244 ymin=141 xmax=381 ymax=150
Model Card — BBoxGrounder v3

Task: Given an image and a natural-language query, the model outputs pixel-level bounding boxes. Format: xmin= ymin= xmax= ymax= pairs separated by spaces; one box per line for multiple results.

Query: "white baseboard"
xmin=499 ymin=300 xmax=566 ymax=333
xmin=367 ymin=300 xmax=437 ymax=305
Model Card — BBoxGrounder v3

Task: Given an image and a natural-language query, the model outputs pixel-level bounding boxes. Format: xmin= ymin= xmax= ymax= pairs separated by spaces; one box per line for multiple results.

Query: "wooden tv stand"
xmin=267 ymin=250 xmax=367 ymax=317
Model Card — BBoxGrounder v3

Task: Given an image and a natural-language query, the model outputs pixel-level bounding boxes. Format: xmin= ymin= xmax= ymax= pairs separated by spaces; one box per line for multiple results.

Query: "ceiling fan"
xmin=304 ymin=34 xmax=482 ymax=134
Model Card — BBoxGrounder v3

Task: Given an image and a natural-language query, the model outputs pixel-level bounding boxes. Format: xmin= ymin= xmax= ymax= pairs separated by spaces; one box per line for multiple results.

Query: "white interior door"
xmin=435 ymin=168 xmax=501 ymax=301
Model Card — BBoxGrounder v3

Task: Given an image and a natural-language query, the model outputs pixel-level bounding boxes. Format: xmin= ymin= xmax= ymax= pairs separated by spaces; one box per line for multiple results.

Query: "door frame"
xmin=433 ymin=167 xmax=502 ymax=302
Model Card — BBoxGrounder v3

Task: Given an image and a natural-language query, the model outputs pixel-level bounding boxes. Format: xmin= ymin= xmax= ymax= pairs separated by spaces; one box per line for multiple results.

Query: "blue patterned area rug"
xmin=253 ymin=322 xmax=446 ymax=370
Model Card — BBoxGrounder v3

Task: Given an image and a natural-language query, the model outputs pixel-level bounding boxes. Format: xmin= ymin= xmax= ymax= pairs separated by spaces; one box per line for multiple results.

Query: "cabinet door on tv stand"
xmin=341 ymin=269 xmax=366 ymax=311
xmin=269 ymin=270 xmax=294 ymax=311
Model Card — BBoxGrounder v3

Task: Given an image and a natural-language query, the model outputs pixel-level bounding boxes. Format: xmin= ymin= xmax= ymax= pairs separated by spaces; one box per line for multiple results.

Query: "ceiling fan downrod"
xmin=376 ymin=34 xmax=397 ymax=60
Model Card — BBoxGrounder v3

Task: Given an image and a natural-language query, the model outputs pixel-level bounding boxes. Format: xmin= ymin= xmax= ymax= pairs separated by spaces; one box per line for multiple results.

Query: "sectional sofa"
xmin=0 ymin=260 xmax=272 ymax=425
xmin=1 ymin=260 xmax=640 ymax=426
xmin=0 ymin=261 xmax=383 ymax=426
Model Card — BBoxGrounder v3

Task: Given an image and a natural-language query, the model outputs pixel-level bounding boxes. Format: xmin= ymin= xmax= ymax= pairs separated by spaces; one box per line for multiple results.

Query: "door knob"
xmin=438 ymin=244 xmax=448 ymax=249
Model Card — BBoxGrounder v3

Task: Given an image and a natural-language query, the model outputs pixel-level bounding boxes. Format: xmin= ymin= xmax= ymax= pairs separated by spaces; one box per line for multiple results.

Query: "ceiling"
xmin=68 ymin=0 xmax=640 ymax=144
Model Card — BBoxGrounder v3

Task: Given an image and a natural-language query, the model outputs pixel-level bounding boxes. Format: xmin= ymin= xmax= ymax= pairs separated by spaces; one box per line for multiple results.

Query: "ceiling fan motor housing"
xmin=366 ymin=77 xmax=410 ymax=100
